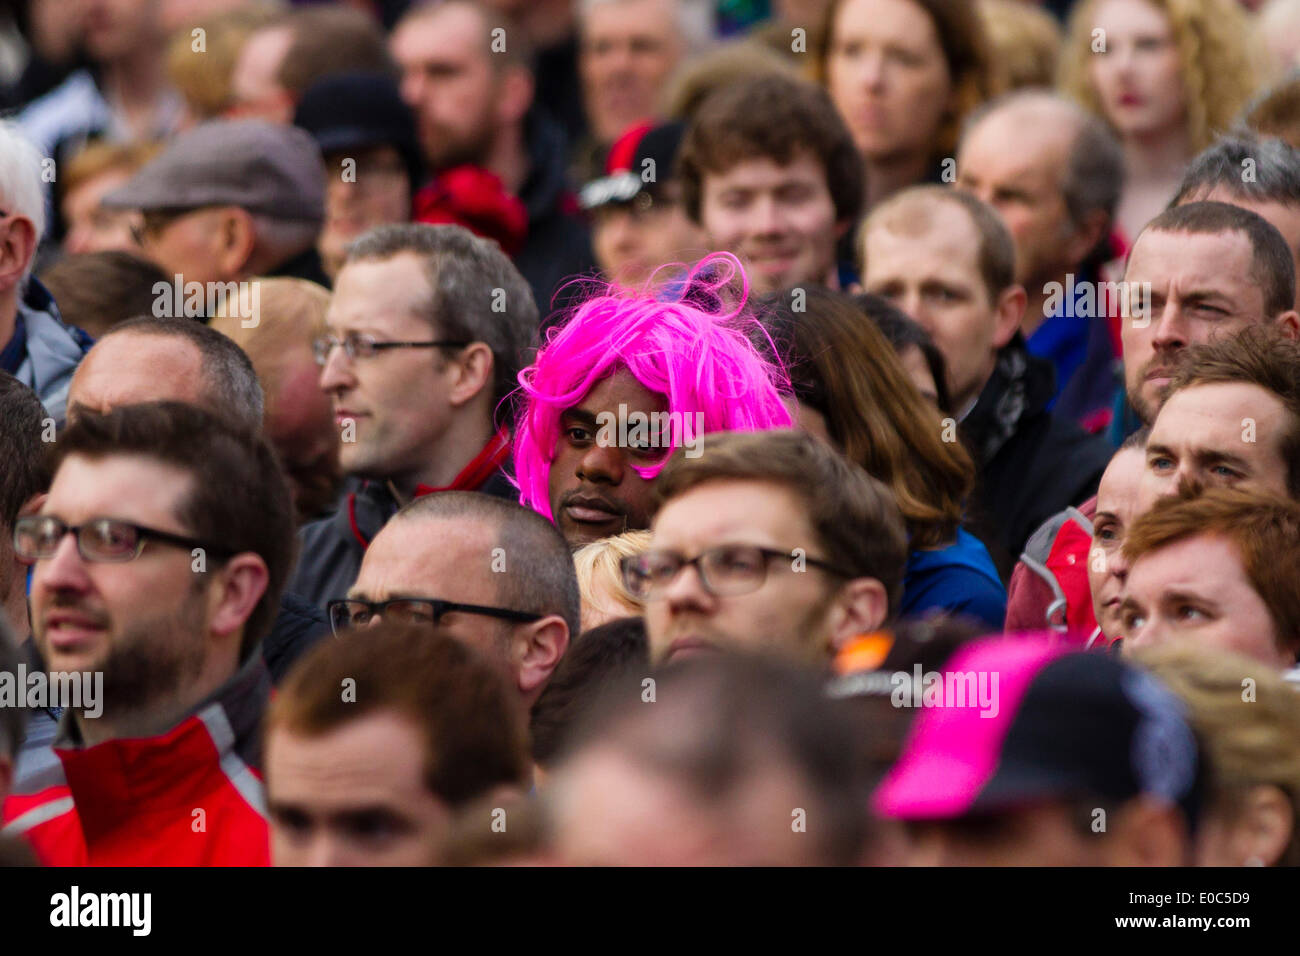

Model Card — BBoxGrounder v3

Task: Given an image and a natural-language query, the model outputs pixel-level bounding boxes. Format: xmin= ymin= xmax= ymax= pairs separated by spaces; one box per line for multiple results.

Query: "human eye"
xmin=712 ymin=545 xmax=765 ymax=574
xmin=1174 ymin=603 xmax=1209 ymax=623
xmin=564 ymin=422 xmax=594 ymax=445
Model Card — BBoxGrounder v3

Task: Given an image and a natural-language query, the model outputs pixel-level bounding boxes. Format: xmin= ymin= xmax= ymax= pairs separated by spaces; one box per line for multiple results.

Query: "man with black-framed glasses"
xmin=638 ymin=429 xmax=908 ymax=667
xmin=339 ymin=490 xmax=579 ymax=718
xmin=1 ymin=401 xmax=296 ymax=866
xmin=289 ymin=223 xmax=538 ymax=611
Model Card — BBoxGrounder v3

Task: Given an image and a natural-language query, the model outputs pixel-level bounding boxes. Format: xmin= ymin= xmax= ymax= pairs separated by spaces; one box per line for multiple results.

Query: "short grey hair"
xmin=0 ymin=119 xmax=48 ymax=280
xmin=345 ymin=223 xmax=538 ymax=415
xmin=963 ymin=90 xmax=1124 ymax=228
xmin=98 ymin=316 xmax=266 ymax=432
xmin=394 ymin=490 xmax=581 ymax=641
xmin=1172 ymin=132 xmax=1300 ymax=208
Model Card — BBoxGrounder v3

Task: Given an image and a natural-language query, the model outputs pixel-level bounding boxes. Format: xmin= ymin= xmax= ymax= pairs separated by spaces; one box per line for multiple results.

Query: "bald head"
xmin=68 ymin=319 xmax=264 ymax=431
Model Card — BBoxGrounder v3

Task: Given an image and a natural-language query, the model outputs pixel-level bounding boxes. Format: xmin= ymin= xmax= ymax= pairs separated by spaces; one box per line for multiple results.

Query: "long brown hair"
xmin=761 ymin=287 xmax=975 ymax=549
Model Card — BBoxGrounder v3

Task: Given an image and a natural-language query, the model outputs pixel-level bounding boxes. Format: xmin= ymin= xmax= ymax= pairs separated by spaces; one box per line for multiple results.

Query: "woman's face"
xmin=825 ymin=0 xmax=952 ymax=162
xmin=1088 ymin=447 xmax=1145 ymax=638
xmin=1087 ymin=0 xmax=1187 ymax=140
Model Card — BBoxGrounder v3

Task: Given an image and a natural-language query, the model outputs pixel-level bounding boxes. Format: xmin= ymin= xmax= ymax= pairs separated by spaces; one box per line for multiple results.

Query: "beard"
xmin=421 ymin=118 xmax=497 ymax=174
xmin=42 ymin=582 xmax=211 ymax=728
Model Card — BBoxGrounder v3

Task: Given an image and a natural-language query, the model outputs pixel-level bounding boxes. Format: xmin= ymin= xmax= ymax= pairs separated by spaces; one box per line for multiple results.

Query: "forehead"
xmin=864 ymin=201 xmax=983 ymax=278
xmin=572 ymin=368 xmax=667 ymax=416
xmin=1127 ymin=533 xmax=1254 ymax=602
xmin=355 ymin=515 xmax=500 ymax=597
xmin=1125 ymin=228 xmax=1256 ymax=291
xmin=835 ymin=0 xmax=940 ymax=44
xmin=46 ymin=453 xmax=194 ymax=523
xmin=1096 ymin=448 xmax=1145 ymax=511
xmin=328 ymin=254 xmax=432 ymax=333
xmin=961 ymin=107 xmax=1075 ymax=179
xmin=393 ymin=4 xmax=487 ymax=62
xmin=583 ymin=0 xmax=675 ymax=33
xmin=704 ymin=153 xmax=830 ymax=192
xmin=1153 ymin=382 xmax=1287 ymax=444
xmin=73 ymin=332 xmax=205 ymax=407
xmin=652 ymin=478 xmax=817 ymax=548
xmin=1092 ymin=0 xmax=1173 ymax=33
xmin=267 ymin=711 xmax=430 ymax=805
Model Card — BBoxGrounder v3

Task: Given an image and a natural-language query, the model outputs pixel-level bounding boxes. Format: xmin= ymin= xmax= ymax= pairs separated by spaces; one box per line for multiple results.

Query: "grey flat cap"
xmin=102 ymin=120 xmax=326 ymax=222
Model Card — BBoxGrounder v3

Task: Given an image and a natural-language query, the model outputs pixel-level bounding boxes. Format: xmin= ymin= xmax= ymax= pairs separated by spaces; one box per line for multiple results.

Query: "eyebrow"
xmin=560 ymin=408 xmax=599 ymax=428
xmin=1147 ymin=442 xmax=1251 ymax=470
xmin=1157 ymin=589 xmax=1222 ymax=613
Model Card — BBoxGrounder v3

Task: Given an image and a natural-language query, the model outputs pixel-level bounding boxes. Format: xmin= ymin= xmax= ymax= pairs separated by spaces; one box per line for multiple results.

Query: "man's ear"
xmin=1273 ymin=309 xmax=1300 ymax=340
xmin=13 ymin=492 xmax=48 ymax=568
xmin=824 ymin=577 xmax=888 ymax=655
xmin=206 ymin=552 xmax=270 ymax=643
xmin=496 ymin=65 xmax=535 ymax=128
xmin=1105 ymin=796 xmax=1191 ymax=866
xmin=0 ymin=215 xmax=37 ymax=295
xmin=213 ymin=207 xmax=257 ymax=281
xmin=447 ymin=342 xmax=494 ymax=408
xmin=1233 ymin=783 xmax=1294 ymax=867
xmin=992 ymin=284 xmax=1027 ymax=349
xmin=516 ymin=614 xmax=569 ymax=696
xmin=1064 ymin=209 xmax=1111 ymax=270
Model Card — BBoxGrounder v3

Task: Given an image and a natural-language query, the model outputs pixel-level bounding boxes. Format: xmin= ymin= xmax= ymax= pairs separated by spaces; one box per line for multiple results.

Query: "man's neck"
xmin=485 ymin=122 xmax=531 ymax=197
xmin=864 ymin=151 xmax=932 ymax=209
xmin=388 ymin=413 xmax=496 ymax=501
xmin=76 ymin=651 xmax=239 ymax=748
xmin=1023 ymin=267 xmax=1074 ymax=338
xmin=101 ymin=46 xmax=168 ymax=133
xmin=1123 ymin=123 xmax=1192 ymax=182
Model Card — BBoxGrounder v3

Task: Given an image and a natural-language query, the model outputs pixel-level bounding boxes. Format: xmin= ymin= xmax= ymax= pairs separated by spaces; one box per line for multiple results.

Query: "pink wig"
xmin=513 ymin=253 xmax=794 ymax=518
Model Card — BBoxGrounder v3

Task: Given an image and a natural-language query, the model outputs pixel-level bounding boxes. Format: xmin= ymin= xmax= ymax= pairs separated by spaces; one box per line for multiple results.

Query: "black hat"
xmin=580 ymin=121 xmax=686 ymax=211
xmin=294 ymin=71 xmax=423 ymax=189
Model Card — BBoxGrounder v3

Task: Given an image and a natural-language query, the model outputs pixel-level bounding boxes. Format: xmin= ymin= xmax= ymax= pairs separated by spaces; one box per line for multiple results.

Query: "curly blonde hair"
xmin=572 ymin=531 xmax=652 ymax=632
xmin=1058 ymin=0 xmax=1264 ymax=152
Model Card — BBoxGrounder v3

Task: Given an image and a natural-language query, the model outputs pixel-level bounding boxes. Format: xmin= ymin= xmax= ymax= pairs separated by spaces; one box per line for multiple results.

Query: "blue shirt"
xmin=1027 ymin=277 xmax=1093 ymax=411
xmin=900 ymin=528 xmax=1007 ymax=630
xmin=0 ymin=312 xmax=26 ymax=374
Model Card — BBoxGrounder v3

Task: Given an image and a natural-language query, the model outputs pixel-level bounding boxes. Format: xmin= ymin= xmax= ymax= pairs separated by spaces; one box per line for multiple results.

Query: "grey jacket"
xmin=10 ymin=279 xmax=92 ymax=424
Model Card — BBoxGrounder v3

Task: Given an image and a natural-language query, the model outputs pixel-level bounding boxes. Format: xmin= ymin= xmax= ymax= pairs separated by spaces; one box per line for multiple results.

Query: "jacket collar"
xmin=53 ymin=654 xmax=270 ymax=820
xmin=961 ymin=334 xmax=1057 ymax=465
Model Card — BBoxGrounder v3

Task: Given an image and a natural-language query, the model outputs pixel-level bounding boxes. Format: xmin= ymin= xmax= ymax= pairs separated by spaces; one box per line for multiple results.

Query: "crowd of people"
xmin=1 ymin=0 xmax=1300 ymax=868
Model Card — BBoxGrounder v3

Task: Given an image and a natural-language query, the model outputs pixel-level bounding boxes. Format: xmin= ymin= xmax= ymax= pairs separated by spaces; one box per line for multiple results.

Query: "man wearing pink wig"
xmin=514 ymin=253 xmax=794 ymax=549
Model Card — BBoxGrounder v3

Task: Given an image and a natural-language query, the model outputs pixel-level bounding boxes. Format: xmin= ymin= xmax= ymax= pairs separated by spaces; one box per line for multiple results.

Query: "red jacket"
xmin=2 ymin=658 xmax=271 ymax=866
xmin=1003 ymin=495 xmax=1101 ymax=641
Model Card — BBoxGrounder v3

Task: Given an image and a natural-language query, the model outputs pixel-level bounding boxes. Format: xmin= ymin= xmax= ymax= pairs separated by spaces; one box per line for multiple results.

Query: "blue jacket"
xmin=900 ymin=528 xmax=1007 ymax=631
xmin=4 ymin=279 xmax=92 ymax=424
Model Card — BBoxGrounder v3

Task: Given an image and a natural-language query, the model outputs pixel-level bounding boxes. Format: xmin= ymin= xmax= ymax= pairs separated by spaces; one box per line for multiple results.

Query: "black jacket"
xmin=961 ymin=336 xmax=1114 ymax=579
xmin=513 ymin=108 xmax=596 ymax=317
xmin=288 ymin=468 xmax=518 ymax=611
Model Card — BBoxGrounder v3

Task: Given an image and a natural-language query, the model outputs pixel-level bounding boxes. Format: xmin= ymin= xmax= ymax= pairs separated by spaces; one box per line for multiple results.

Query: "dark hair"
xmin=268 ymin=620 xmax=529 ymax=806
xmin=1139 ymin=200 xmax=1296 ymax=318
xmin=1172 ymin=134 xmax=1300 ymax=209
xmin=565 ymin=650 xmax=876 ymax=865
xmin=0 ymin=613 xmax=24 ymax=761
xmin=394 ymin=490 xmax=581 ymax=640
xmin=53 ymin=402 xmax=295 ymax=660
xmin=653 ymin=429 xmax=909 ymax=616
xmin=92 ymin=315 xmax=265 ymax=431
xmin=861 ymin=185 xmax=1017 ymax=301
xmin=677 ymin=73 xmax=863 ymax=227
xmin=530 ymin=615 xmax=649 ymax=767
xmin=762 ymin=287 xmax=973 ymax=548
xmin=854 ymin=292 xmax=952 ymax=413
xmin=346 ymin=224 xmax=538 ymax=417
xmin=38 ymin=251 xmax=169 ymax=339
xmin=275 ymin=5 xmax=394 ymax=97
xmin=0 ymin=372 xmax=50 ymax=531
xmin=1165 ymin=326 xmax=1300 ymax=499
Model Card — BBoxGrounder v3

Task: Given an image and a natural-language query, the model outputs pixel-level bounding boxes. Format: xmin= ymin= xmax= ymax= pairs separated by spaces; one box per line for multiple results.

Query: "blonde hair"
xmin=166 ymin=2 xmax=283 ymax=120
xmin=210 ymin=276 xmax=329 ymax=413
xmin=572 ymin=530 xmax=652 ymax=631
xmin=1058 ymin=0 xmax=1264 ymax=152
xmin=1135 ymin=643 xmax=1300 ymax=866
xmin=979 ymin=0 xmax=1061 ymax=92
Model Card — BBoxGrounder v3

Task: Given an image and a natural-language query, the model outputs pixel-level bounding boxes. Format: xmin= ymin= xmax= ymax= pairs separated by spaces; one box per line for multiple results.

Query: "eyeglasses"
xmin=13 ymin=515 xmax=231 ymax=564
xmin=128 ymin=206 xmax=208 ymax=246
xmin=327 ymin=597 xmax=544 ymax=637
xmin=620 ymin=544 xmax=850 ymax=600
xmin=312 ymin=332 xmax=470 ymax=365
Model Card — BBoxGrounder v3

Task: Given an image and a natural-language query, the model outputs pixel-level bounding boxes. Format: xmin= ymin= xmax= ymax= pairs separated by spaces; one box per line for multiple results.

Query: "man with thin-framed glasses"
xmin=334 ymin=490 xmax=579 ymax=719
xmin=289 ymin=223 xmax=537 ymax=611
xmin=628 ymin=429 xmax=908 ymax=667
xmin=0 ymin=402 xmax=296 ymax=865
